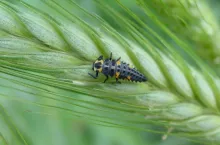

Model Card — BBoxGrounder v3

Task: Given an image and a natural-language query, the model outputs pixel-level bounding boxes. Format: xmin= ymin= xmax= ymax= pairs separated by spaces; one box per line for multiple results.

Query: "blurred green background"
xmin=2 ymin=0 xmax=220 ymax=144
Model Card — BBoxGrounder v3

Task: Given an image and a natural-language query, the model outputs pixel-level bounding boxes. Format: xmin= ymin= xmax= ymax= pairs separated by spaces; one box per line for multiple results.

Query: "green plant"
xmin=0 ymin=0 xmax=220 ymax=144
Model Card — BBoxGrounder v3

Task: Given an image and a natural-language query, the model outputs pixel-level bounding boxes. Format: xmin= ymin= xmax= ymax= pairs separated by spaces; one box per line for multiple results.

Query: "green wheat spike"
xmin=0 ymin=0 xmax=220 ymax=144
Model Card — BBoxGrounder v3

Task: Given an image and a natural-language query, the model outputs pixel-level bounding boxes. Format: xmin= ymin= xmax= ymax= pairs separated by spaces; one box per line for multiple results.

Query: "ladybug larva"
xmin=88 ymin=53 xmax=147 ymax=83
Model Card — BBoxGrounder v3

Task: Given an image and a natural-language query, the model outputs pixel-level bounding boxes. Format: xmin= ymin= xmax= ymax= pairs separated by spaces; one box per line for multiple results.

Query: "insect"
xmin=88 ymin=53 xmax=147 ymax=83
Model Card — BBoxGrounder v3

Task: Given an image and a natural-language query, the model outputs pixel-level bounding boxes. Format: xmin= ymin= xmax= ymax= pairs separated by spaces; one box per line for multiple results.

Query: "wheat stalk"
xmin=0 ymin=0 xmax=220 ymax=144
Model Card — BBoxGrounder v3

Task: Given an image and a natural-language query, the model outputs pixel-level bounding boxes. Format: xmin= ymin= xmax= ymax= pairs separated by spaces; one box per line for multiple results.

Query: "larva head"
xmin=92 ymin=55 xmax=103 ymax=72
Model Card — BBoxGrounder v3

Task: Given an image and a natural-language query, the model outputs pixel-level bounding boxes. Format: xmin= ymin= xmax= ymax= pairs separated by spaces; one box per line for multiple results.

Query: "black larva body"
xmin=89 ymin=53 xmax=147 ymax=83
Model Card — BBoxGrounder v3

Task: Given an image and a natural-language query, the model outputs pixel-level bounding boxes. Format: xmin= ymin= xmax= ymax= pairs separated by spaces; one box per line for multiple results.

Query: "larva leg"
xmin=88 ymin=71 xmax=98 ymax=79
xmin=116 ymin=57 xmax=121 ymax=61
xmin=109 ymin=52 xmax=112 ymax=60
xmin=116 ymin=78 xmax=121 ymax=84
xmin=103 ymin=75 xmax=109 ymax=83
